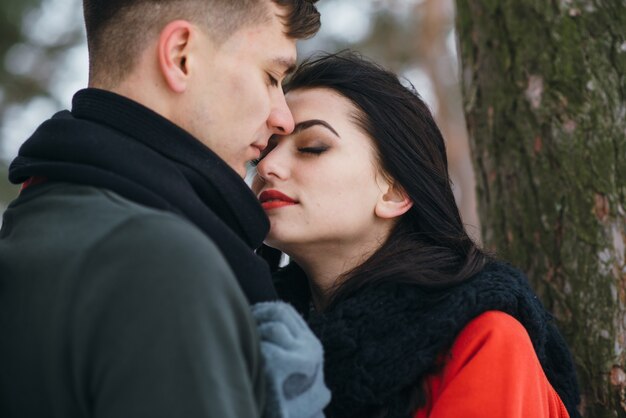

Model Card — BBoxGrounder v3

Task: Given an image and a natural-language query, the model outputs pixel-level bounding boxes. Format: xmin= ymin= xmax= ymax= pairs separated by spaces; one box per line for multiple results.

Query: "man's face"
xmin=180 ymin=2 xmax=297 ymax=178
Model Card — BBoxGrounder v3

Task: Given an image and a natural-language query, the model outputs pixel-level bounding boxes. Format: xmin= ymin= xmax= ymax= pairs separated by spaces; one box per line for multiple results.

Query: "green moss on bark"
xmin=456 ymin=0 xmax=626 ymax=415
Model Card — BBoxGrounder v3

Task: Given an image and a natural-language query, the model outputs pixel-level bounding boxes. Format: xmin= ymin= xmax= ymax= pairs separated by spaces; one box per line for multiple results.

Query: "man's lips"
xmin=250 ymin=145 xmax=263 ymax=160
xmin=258 ymin=190 xmax=298 ymax=210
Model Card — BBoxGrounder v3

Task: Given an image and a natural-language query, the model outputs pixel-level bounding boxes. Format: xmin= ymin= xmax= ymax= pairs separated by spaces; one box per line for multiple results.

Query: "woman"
xmin=251 ymin=51 xmax=580 ymax=418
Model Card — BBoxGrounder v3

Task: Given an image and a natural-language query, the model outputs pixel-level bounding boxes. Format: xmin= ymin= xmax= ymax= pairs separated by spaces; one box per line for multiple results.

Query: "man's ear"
xmin=375 ymin=182 xmax=413 ymax=219
xmin=157 ymin=20 xmax=195 ymax=93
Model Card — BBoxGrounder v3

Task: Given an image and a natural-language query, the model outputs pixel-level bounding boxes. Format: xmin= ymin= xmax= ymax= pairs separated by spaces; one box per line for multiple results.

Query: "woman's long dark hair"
xmin=261 ymin=51 xmax=490 ymax=304
xmin=258 ymin=51 xmax=492 ymax=417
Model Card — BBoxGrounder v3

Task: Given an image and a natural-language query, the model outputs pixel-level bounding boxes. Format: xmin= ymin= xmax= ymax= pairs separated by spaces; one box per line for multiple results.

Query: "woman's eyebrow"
xmin=293 ymin=119 xmax=341 ymax=138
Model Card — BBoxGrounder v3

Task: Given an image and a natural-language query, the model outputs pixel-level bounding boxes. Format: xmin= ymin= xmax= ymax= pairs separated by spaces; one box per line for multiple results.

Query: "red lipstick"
xmin=259 ymin=190 xmax=297 ymax=210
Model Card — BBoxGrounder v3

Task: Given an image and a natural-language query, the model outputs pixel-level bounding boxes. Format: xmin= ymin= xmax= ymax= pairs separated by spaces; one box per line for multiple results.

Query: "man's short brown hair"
xmin=83 ymin=0 xmax=320 ymax=87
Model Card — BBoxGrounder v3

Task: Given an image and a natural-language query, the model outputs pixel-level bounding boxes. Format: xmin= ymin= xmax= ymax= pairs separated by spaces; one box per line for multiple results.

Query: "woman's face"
xmin=252 ymin=87 xmax=392 ymax=254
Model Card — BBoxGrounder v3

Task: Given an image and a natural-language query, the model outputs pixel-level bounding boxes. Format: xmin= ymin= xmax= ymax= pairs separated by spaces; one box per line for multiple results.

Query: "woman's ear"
xmin=157 ymin=20 xmax=194 ymax=93
xmin=375 ymin=182 xmax=413 ymax=219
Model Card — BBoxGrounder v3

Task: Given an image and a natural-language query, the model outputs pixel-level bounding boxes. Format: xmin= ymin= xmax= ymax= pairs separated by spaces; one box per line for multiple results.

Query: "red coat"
xmin=414 ymin=311 xmax=570 ymax=418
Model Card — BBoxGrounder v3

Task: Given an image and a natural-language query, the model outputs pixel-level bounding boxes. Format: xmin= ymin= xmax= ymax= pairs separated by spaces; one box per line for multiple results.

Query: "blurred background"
xmin=0 ymin=0 xmax=479 ymax=241
xmin=3 ymin=2 xmax=624 ymax=413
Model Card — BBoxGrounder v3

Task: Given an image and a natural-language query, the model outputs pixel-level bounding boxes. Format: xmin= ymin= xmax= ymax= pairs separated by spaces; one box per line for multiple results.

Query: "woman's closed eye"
xmin=298 ymin=146 xmax=329 ymax=155
xmin=250 ymin=141 xmax=329 ymax=167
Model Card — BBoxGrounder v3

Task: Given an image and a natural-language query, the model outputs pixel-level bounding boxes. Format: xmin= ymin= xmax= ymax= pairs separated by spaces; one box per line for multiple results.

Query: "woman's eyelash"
xmin=298 ymin=146 xmax=328 ymax=155
xmin=250 ymin=145 xmax=328 ymax=166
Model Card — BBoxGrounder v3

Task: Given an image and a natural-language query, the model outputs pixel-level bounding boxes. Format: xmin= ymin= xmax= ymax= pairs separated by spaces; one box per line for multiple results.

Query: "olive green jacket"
xmin=0 ymin=183 xmax=265 ymax=418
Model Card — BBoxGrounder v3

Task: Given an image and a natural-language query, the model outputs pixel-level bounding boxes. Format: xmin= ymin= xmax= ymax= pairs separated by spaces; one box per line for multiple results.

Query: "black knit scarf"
xmin=275 ymin=262 xmax=581 ymax=418
xmin=9 ymin=88 xmax=277 ymax=304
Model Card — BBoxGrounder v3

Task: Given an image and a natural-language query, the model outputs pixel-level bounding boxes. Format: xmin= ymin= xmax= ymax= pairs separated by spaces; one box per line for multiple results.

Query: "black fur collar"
xmin=275 ymin=262 xmax=580 ymax=418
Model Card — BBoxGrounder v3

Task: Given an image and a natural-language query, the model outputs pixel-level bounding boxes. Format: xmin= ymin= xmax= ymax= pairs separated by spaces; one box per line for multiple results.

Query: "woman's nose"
xmin=255 ymin=145 xmax=289 ymax=183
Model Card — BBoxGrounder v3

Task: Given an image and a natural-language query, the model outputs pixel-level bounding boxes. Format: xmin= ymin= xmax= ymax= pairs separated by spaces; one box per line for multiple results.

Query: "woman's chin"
xmin=263 ymin=235 xmax=287 ymax=252
xmin=264 ymin=234 xmax=303 ymax=257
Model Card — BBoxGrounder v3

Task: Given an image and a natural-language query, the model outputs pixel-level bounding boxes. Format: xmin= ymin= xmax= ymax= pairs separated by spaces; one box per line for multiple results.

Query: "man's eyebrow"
xmin=273 ymin=57 xmax=297 ymax=76
xmin=294 ymin=119 xmax=341 ymax=138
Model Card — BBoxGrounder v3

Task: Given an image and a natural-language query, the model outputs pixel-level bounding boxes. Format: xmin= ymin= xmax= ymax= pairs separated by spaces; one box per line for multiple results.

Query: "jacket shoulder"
xmin=16 ymin=182 xmax=225 ymax=259
xmin=72 ymin=191 xmax=235 ymax=291
xmin=455 ymin=311 xmax=534 ymax=351
xmin=416 ymin=311 xmax=569 ymax=418
xmin=9 ymin=182 xmax=237 ymax=294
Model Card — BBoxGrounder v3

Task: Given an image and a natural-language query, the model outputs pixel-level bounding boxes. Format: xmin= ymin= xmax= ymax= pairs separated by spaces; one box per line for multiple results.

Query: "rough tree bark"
xmin=455 ymin=1 xmax=625 ymax=416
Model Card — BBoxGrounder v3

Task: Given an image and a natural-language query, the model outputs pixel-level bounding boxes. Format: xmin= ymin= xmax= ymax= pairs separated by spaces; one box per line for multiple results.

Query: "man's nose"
xmin=267 ymin=92 xmax=295 ymax=135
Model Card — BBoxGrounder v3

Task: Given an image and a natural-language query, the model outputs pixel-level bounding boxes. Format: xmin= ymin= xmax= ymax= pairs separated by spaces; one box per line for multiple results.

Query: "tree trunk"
xmin=455 ymin=1 xmax=626 ymax=416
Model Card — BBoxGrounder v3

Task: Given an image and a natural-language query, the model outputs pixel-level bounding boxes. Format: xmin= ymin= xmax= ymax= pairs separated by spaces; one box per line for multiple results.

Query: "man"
xmin=0 ymin=1 xmax=324 ymax=417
